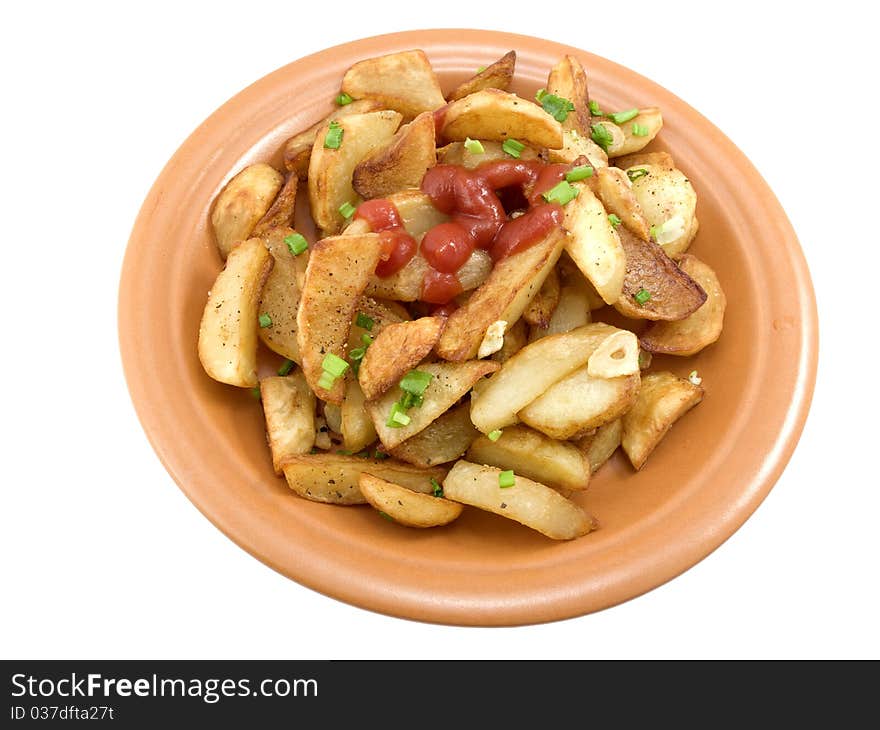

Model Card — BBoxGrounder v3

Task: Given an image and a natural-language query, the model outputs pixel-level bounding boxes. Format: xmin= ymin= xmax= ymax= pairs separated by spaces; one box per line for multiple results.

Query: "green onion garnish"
xmin=324 ymin=120 xmax=344 ymax=149
xmin=634 ymin=288 xmax=652 ymax=305
xmin=502 ymin=138 xmax=525 ymax=158
xmin=487 ymin=429 xmax=503 ymax=442
xmin=542 ymin=180 xmax=579 ymax=206
xmin=627 ymin=168 xmax=649 ymax=182
xmin=590 ymin=123 xmax=614 ymax=152
xmin=250 ymin=386 xmax=262 ymax=400
xmin=361 ymin=333 xmax=373 ymax=346
xmin=498 ymin=470 xmax=515 ymax=488
xmin=338 ymin=201 xmax=356 ymax=219
xmin=378 ymin=511 xmax=394 ymax=522
xmin=386 ymin=402 xmax=411 ymax=428
xmin=431 ymin=478 xmax=443 ymax=498
xmin=588 ymin=100 xmax=603 ymax=116
xmin=258 ymin=313 xmax=272 ymax=328
xmin=355 ymin=312 xmax=374 ymax=331
xmin=565 ymin=165 xmax=594 ymax=182
xmin=400 ymin=369 xmax=434 ymax=397
xmin=649 ymin=224 xmax=658 ymax=239
xmin=608 ymin=214 xmax=622 ymax=228
xmin=476 ymin=65 xmax=487 ymax=73
xmin=608 ymin=108 xmax=639 ymax=124
xmin=321 ymin=353 xmax=349 ymax=378
xmin=317 ymin=371 xmax=337 ymax=391
xmin=335 ymin=92 xmax=353 ymax=106
xmin=283 ymin=232 xmax=308 ymax=256
xmin=374 ymin=450 xmax=389 ymax=460
xmin=349 ymin=346 xmax=366 ymax=362
xmin=539 ymin=93 xmax=576 ymax=122
xmin=535 ymin=88 xmax=547 ymax=102
xmin=464 ymin=137 xmax=485 ymax=155
xmin=631 ymin=123 xmax=650 ymax=137
xmin=277 ymin=359 xmax=295 ymax=376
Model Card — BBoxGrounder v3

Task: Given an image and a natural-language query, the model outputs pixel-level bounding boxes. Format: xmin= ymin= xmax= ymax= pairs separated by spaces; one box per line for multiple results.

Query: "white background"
xmin=2 ymin=1 xmax=878 ymax=660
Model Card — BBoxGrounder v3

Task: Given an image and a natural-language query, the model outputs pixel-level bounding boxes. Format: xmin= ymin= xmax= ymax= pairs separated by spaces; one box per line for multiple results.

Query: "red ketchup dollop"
xmin=355 ymin=199 xmax=417 ymax=277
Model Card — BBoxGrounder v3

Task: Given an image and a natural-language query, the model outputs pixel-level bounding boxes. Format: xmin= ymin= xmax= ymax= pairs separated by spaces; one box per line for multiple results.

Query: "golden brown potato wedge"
xmin=366 ymin=360 xmax=499 ymax=450
xmin=260 ymin=372 xmax=316 ymax=474
xmin=358 ymin=316 xmax=446 ymax=400
xmin=626 ymin=163 xmax=698 ymax=258
xmin=341 ymin=50 xmax=446 ymax=119
xmin=258 ymin=226 xmax=309 ymax=363
xmin=447 ymin=50 xmax=516 ymax=102
xmin=548 ymin=128 xmax=609 ymax=168
xmin=281 ymin=453 xmax=447 ymax=505
xmin=308 ymin=110 xmax=403 ymax=236
xmin=621 ymin=371 xmax=703 ymax=470
xmin=528 ymin=262 xmax=593 ymax=341
xmin=251 ymin=173 xmax=298 ymax=237
xmin=574 ymin=418 xmax=623 ymax=474
xmin=435 ymin=225 xmax=566 ymax=361
xmin=613 ymin=150 xmax=675 ymax=171
xmin=340 ymin=378 xmax=377 ymax=453
xmin=439 ymin=89 xmax=563 ymax=150
xmin=491 ymin=317 xmax=528 ymax=363
xmin=359 ymin=473 xmax=463 ymax=527
xmin=442 ymin=461 xmax=595 ymax=540
xmin=466 ymin=425 xmax=591 ymax=492
xmin=587 ymin=330 xmax=640 ymax=378
xmin=198 ymin=238 xmax=273 ymax=387
xmin=282 ymin=99 xmax=386 ymax=178
xmin=563 ymin=182 xmax=625 ymax=304
xmin=345 ymin=189 xmax=448 ymax=238
xmin=608 ymin=107 xmax=663 ymax=158
xmin=519 ymin=369 xmax=640 ymax=439
xmin=613 ymin=225 xmax=707 ymax=321
xmin=522 ymin=266 xmax=560 ymax=329
xmin=367 ymin=249 xmax=492 ymax=302
xmin=352 ymin=111 xmax=436 ymax=200
xmin=470 ymin=322 xmax=619 ymax=433
xmin=546 ymin=54 xmax=592 ymax=136
xmin=438 ymin=139 xmax=540 ymax=168
xmin=211 ymin=164 xmax=284 ymax=259
xmin=593 ymin=166 xmax=651 ymax=241
xmin=388 ymin=402 xmax=479 ymax=467
xmin=640 ymin=255 xmax=726 ymax=356
xmin=296 ymin=233 xmax=383 ymax=404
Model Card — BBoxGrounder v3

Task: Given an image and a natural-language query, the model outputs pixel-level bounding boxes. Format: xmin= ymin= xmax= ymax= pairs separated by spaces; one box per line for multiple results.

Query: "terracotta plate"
xmin=118 ymin=29 xmax=817 ymax=626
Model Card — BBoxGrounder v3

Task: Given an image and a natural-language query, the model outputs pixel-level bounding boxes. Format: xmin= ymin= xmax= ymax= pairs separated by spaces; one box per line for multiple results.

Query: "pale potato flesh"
xmin=522 ymin=266 xmax=560 ymax=329
xmin=257 ymin=226 xmax=309 ymax=363
xmin=547 ymin=128 xmax=609 ymax=168
xmin=260 ymin=371 xmax=316 ymax=474
xmin=528 ymin=264 xmax=593 ymax=341
xmin=574 ymin=419 xmax=623 ymax=474
xmin=592 ymin=166 xmax=651 ymax=242
xmin=439 ymin=139 xmax=540 ymax=168
xmin=389 ymin=402 xmax=479 ymax=467
xmin=340 ymin=377 xmax=377 ymax=453
xmin=626 ymin=163 xmax=698 ymax=259
xmin=359 ymin=473 xmax=463 ymax=527
xmin=211 ymin=163 xmax=284 ymax=259
xmin=609 ymin=107 xmax=663 ymax=158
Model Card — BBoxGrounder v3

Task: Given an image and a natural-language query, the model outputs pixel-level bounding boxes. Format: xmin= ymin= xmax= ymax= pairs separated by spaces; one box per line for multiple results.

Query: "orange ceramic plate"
xmin=118 ymin=30 xmax=817 ymax=626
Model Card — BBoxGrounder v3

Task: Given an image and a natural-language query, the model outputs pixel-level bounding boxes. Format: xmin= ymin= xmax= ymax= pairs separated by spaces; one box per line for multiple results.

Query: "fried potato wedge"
xmin=438 ymin=139 xmax=540 ymax=168
xmin=282 ymin=99 xmax=386 ymax=178
xmin=640 ymin=255 xmax=726 ymax=356
xmin=613 ymin=150 xmax=675 ymax=171
xmin=519 ymin=369 xmax=641 ymax=439
xmin=340 ymin=378 xmax=377 ymax=452
xmin=308 ymin=110 xmax=403 ymax=236
xmin=448 ymin=50 xmax=516 ymax=101
xmin=358 ymin=316 xmax=446 ymax=400
xmin=258 ymin=226 xmax=309 ymax=363
xmin=251 ymin=172 xmax=298 ymax=237
xmin=528 ymin=262 xmax=593 ymax=341
xmin=439 ymin=89 xmax=564 ymax=149
xmin=260 ymin=371 xmax=316 ymax=474
xmin=491 ymin=317 xmax=528 ymax=363
xmin=626 ymin=163 xmax=698 ymax=258
xmin=443 ymin=461 xmax=595 ymax=540
xmin=574 ymin=418 xmax=623 ymax=474
xmin=296 ymin=233 xmax=383 ymax=404
xmin=281 ymin=453 xmax=446 ymax=505
xmin=466 ymin=425 xmax=591 ymax=492
xmin=435 ymin=225 xmax=566 ymax=361
xmin=198 ymin=238 xmax=273 ymax=387
xmin=367 ymin=249 xmax=492 ymax=302
xmin=547 ymin=128 xmax=609 ymax=168
xmin=341 ymin=50 xmax=446 ymax=119
xmin=563 ymin=182 xmax=625 ymax=304
xmin=367 ymin=360 xmax=499 ymax=450
xmin=609 ymin=107 xmax=663 ymax=158
xmin=346 ymin=189 xmax=448 ymax=238
xmin=359 ymin=473 xmax=463 ymax=527
xmin=211 ymin=164 xmax=284 ymax=259
xmin=613 ymin=225 xmax=707 ymax=321
xmin=593 ymin=166 xmax=651 ymax=241
xmin=621 ymin=371 xmax=703 ymax=470
xmin=547 ymin=54 xmax=592 ymax=136
xmin=587 ymin=330 xmax=640 ymax=378
xmin=590 ymin=119 xmax=626 ymax=155
xmin=389 ymin=402 xmax=479 ymax=467
xmin=470 ymin=322 xmax=619 ymax=433
xmin=522 ymin=266 xmax=560 ymax=328
xmin=352 ymin=111 xmax=436 ymax=200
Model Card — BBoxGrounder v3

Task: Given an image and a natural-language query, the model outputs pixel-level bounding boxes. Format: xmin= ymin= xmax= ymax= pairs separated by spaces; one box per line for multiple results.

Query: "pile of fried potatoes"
xmin=198 ymin=49 xmax=726 ymax=540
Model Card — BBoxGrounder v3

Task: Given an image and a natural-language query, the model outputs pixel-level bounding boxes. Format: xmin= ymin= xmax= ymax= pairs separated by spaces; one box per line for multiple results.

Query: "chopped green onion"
xmin=373 ymin=450 xmax=389 ymax=460
xmin=431 ymin=478 xmax=443 ymax=498
xmin=502 ymin=138 xmax=525 ymax=158
xmin=336 ymin=449 xmax=353 ymax=456
xmin=400 ymin=391 xmax=422 ymax=410
xmin=464 ymin=137 xmax=485 ymax=155
xmin=338 ymin=201 xmax=356 ymax=219
xmin=588 ymin=100 xmax=603 ymax=116
xmin=542 ymin=180 xmax=579 ymax=206
xmin=378 ymin=511 xmax=394 ymax=522
xmin=631 ymin=123 xmax=650 ymax=137
xmin=476 ymin=65 xmax=487 ymax=73
xmin=386 ymin=401 xmax=411 ymax=428
xmin=607 ymin=108 xmax=639 ymax=124
xmin=400 ymin=369 xmax=433 ymax=397
xmin=649 ymin=224 xmax=658 ymax=239
xmin=355 ymin=451 xmax=371 ymax=459
xmin=591 ymin=123 xmax=614 ymax=152
xmin=277 ymin=359 xmax=295 ymax=376
xmin=361 ymin=333 xmax=373 ymax=346
xmin=627 ymin=168 xmax=649 ymax=182
xmin=258 ymin=313 xmax=272 ymax=328
xmin=535 ymin=88 xmax=547 ymax=102
xmin=321 ymin=353 xmax=349 ymax=378
xmin=565 ymin=165 xmax=594 ymax=182
xmin=335 ymin=92 xmax=353 ymax=106
xmin=349 ymin=346 xmax=366 ymax=362
xmin=539 ymin=93 xmax=576 ymax=122
xmin=634 ymin=288 xmax=652 ymax=305
xmin=283 ymin=232 xmax=309 ymax=256
xmin=317 ymin=371 xmax=337 ymax=391
xmin=498 ymin=470 xmax=515 ymax=488
xmin=323 ymin=120 xmax=344 ymax=149
xmin=250 ymin=386 xmax=261 ymax=400
xmin=487 ymin=429 xmax=503 ymax=442
xmin=355 ymin=312 xmax=374 ymax=331
xmin=608 ymin=213 xmax=622 ymax=228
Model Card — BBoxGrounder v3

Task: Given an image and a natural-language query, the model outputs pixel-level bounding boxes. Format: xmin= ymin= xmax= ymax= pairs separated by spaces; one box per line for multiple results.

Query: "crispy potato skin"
xmin=251 ymin=173 xmax=298 ymax=237
xmin=522 ymin=266 xmax=560 ymax=329
xmin=359 ymin=473 xmax=463 ymax=527
xmin=211 ymin=164 xmax=284 ymax=259
xmin=257 ymin=226 xmax=309 ymax=363
xmin=260 ymin=372 xmax=316 ymax=474
xmin=592 ymin=166 xmax=651 ymax=242
xmin=547 ymin=55 xmax=592 ymax=136
xmin=447 ymin=50 xmax=516 ymax=101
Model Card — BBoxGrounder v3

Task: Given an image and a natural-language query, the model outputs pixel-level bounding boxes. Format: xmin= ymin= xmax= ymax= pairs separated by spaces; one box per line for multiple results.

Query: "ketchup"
xmin=355 ymin=199 xmax=417 ymax=277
